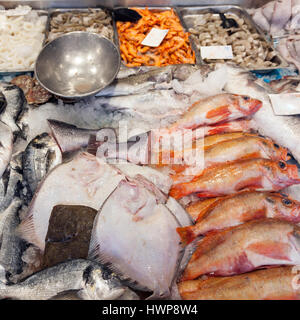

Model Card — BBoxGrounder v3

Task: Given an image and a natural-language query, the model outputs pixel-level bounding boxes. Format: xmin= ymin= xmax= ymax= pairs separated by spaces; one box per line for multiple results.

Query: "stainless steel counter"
xmin=0 ymin=0 xmax=271 ymax=9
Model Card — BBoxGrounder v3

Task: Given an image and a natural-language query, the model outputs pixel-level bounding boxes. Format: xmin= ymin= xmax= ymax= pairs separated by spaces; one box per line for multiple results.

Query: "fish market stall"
xmin=0 ymin=0 xmax=300 ymax=301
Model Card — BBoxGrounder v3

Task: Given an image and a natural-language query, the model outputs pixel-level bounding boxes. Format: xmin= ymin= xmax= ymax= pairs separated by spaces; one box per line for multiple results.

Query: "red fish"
xmin=179 ymin=266 xmax=300 ymax=300
xmin=168 ymin=93 xmax=262 ymax=131
xmin=169 ymin=135 xmax=289 ymax=181
xmin=181 ymin=219 xmax=300 ymax=281
xmin=169 ymin=159 xmax=300 ymax=199
xmin=177 ymin=191 xmax=300 ymax=244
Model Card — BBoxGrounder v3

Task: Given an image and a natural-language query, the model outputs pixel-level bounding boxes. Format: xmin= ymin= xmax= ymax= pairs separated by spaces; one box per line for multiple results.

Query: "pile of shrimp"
xmin=116 ymin=8 xmax=196 ymax=67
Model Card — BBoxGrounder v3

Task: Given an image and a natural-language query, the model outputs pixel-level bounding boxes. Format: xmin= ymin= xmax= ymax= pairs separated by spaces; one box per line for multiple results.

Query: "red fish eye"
xmin=243 ymin=96 xmax=250 ymax=101
xmin=273 ymin=143 xmax=280 ymax=149
xmin=278 ymin=161 xmax=287 ymax=170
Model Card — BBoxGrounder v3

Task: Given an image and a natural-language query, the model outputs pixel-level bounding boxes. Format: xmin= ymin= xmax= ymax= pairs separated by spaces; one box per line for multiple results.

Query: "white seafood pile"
xmin=0 ymin=6 xmax=47 ymax=70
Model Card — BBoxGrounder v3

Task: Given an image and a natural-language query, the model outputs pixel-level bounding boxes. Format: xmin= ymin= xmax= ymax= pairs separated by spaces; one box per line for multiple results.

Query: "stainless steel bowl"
xmin=35 ymin=32 xmax=120 ymax=99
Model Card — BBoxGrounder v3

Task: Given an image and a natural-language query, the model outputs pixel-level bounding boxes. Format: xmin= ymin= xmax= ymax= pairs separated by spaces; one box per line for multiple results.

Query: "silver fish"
xmin=0 ymin=197 xmax=25 ymax=283
xmin=98 ymin=65 xmax=205 ymax=97
xmin=0 ymin=259 xmax=139 ymax=300
xmin=0 ymin=121 xmax=13 ymax=179
xmin=0 ymin=82 xmax=26 ymax=134
xmin=88 ymin=177 xmax=183 ymax=299
xmin=97 ymin=67 xmax=172 ymax=97
xmin=22 ymin=133 xmax=62 ymax=197
xmin=115 ymin=64 xmax=206 ymax=82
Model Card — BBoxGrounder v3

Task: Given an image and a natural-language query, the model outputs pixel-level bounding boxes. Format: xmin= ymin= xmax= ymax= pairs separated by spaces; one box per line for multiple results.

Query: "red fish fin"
xmin=206 ymin=106 xmax=231 ymax=122
xmin=247 ymin=241 xmax=291 ymax=261
xmin=177 ymin=226 xmax=195 ymax=246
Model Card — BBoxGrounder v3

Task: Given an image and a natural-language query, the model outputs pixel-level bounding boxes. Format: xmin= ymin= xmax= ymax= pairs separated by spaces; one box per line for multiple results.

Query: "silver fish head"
xmin=81 ymin=264 xmax=128 ymax=300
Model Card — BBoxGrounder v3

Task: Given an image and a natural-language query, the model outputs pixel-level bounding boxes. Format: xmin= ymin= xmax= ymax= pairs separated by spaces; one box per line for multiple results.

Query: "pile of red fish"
xmin=162 ymin=93 xmax=300 ymax=299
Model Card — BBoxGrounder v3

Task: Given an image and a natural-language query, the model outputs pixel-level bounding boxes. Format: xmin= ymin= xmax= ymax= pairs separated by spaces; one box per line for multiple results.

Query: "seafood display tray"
xmin=0 ymin=9 xmax=50 ymax=75
xmin=47 ymin=7 xmax=114 ymax=43
xmin=0 ymin=3 xmax=290 ymax=75
xmin=176 ymin=5 xmax=289 ymax=73
xmin=112 ymin=6 xmax=203 ymax=68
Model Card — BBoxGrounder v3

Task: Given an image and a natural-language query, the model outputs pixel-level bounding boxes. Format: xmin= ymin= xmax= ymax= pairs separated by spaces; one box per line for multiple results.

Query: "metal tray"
xmin=176 ymin=5 xmax=289 ymax=73
xmin=0 ymin=9 xmax=49 ymax=75
xmin=113 ymin=6 xmax=202 ymax=68
xmin=47 ymin=8 xmax=115 ymax=44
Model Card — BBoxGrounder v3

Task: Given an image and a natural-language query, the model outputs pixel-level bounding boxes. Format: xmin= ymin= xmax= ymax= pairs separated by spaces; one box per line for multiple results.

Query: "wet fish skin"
xmin=22 ymin=132 xmax=62 ymax=197
xmin=169 ymin=158 xmax=300 ymax=199
xmin=168 ymin=93 xmax=262 ymax=131
xmin=0 ymin=198 xmax=25 ymax=283
xmin=182 ymin=219 xmax=300 ymax=280
xmin=0 ymin=259 xmax=139 ymax=300
xmin=0 ymin=82 xmax=26 ymax=134
xmin=179 ymin=266 xmax=300 ymax=300
xmin=178 ymin=191 xmax=300 ymax=244
xmin=0 ymin=121 xmax=13 ymax=179
xmin=47 ymin=119 xmax=99 ymax=153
